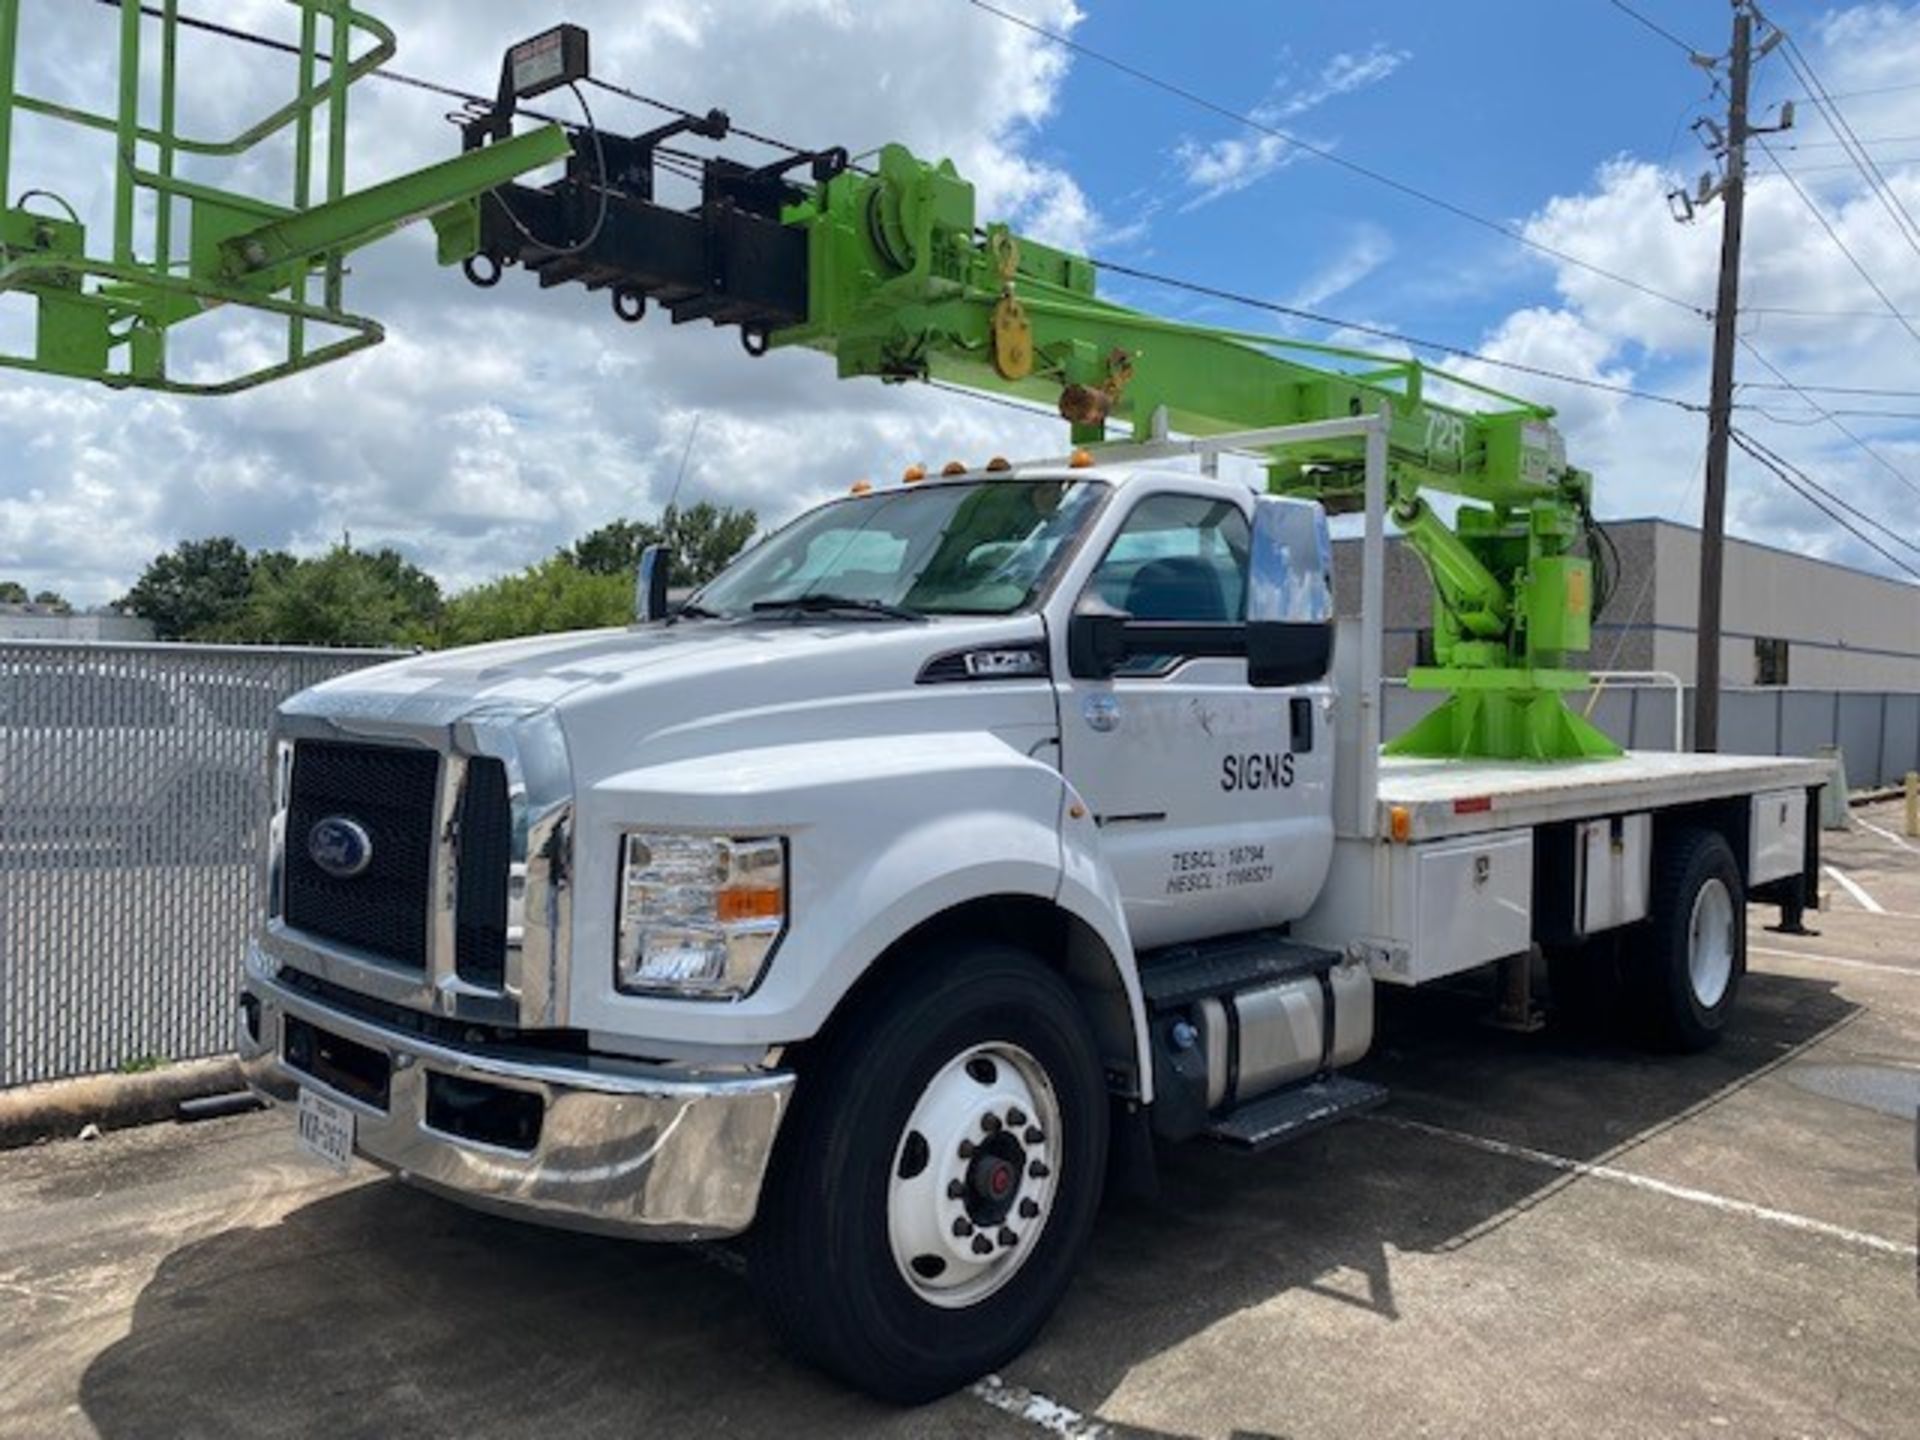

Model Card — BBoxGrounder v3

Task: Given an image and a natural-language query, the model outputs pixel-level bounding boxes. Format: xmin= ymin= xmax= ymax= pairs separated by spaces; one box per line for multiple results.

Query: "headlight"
xmin=616 ymin=833 xmax=786 ymax=999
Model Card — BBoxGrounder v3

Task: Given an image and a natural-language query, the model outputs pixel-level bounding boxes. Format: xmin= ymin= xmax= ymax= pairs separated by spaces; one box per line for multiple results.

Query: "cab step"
xmin=1137 ymin=931 xmax=1343 ymax=1011
xmin=1205 ymin=1074 xmax=1388 ymax=1152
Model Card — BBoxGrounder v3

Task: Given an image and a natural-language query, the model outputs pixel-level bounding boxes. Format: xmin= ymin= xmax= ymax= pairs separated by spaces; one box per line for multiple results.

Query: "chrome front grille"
xmin=283 ymin=740 xmax=440 ymax=970
xmin=263 ymin=699 xmax=573 ymax=1029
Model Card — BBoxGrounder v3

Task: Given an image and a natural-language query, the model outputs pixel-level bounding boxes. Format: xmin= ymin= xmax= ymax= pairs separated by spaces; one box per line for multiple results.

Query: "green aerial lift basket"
xmin=0 ymin=0 xmax=568 ymax=394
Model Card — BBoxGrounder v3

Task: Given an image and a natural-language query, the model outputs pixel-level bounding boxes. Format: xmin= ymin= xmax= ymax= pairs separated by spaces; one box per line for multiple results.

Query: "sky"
xmin=3 ymin=0 xmax=1919 ymax=606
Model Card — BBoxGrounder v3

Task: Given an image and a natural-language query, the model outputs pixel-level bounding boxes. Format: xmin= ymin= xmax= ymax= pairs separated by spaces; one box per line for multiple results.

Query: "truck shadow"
xmin=77 ymin=968 xmax=1857 ymax=1440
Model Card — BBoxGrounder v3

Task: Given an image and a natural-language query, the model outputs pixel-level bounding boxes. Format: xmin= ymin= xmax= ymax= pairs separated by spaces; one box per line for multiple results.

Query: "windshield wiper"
xmin=670 ymin=600 xmax=724 ymax=622
xmin=750 ymin=593 xmax=926 ymax=622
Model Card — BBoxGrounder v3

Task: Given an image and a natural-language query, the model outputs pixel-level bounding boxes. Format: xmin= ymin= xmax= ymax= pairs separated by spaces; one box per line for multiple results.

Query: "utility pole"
xmin=1692 ymin=4 xmax=1752 ymax=753
xmin=1678 ymin=2 xmax=1788 ymax=751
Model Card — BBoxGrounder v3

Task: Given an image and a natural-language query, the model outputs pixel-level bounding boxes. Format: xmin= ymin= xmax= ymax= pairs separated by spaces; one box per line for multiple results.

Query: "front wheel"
xmin=750 ymin=942 xmax=1108 ymax=1403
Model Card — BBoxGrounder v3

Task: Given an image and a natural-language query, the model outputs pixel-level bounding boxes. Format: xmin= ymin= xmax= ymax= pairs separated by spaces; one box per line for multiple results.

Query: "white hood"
xmin=290 ymin=614 xmax=1060 ymax=779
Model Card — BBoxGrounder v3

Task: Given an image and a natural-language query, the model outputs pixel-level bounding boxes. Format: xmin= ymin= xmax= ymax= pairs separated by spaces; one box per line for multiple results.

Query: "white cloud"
xmin=1286 ymin=222 xmax=1395 ymax=310
xmin=1454 ymin=5 xmax=1920 ymax=579
xmin=1174 ymin=43 xmax=1409 ymax=210
xmin=0 ymin=0 xmax=1089 ymax=604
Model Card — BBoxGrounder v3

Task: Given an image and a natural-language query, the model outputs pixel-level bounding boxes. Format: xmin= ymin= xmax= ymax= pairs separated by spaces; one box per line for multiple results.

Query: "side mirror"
xmin=635 ymin=544 xmax=671 ymax=623
xmin=1067 ymin=597 xmax=1130 ymax=679
xmin=1247 ymin=496 xmax=1335 ymax=688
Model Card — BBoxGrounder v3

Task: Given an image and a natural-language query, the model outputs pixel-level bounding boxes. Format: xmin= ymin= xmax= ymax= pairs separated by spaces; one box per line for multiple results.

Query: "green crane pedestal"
xmin=1385 ymin=669 xmax=1622 ymax=762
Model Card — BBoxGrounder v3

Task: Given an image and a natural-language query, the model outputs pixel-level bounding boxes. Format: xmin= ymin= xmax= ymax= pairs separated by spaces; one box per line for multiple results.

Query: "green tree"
xmin=31 ymin=590 xmax=72 ymax=614
xmin=571 ymin=502 xmax=757 ymax=587
xmin=232 ymin=544 xmax=442 ymax=647
xmin=120 ymin=537 xmax=255 ymax=639
xmin=0 ymin=581 xmax=28 ymax=604
xmin=439 ymin=555 xmax=632 ymax=647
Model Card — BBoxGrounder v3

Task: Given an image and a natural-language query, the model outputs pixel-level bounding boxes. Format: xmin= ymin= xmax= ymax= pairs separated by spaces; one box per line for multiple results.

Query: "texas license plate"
xmin=295 ymin=1088 xmax=355 ymax=1172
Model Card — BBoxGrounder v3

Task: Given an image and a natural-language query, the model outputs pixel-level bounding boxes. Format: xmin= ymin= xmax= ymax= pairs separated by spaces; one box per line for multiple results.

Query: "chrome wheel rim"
xmin=887 ymin=1041 xmax=1061 ymax=1309
xmin=1688 ymin=876 xmax=1736 ymax=1009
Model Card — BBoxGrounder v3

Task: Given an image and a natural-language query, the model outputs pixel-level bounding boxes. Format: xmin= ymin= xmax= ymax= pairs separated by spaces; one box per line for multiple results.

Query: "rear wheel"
xmin=750 ymin=942 xmax=1107 ymax=1403
xmin=1626 ymin=828 xmax=1745 ymax=1051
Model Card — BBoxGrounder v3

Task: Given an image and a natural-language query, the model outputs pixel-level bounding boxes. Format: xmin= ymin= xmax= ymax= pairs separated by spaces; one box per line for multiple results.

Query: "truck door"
xmin=1055 ymin=489 xmax=1334 ymax=951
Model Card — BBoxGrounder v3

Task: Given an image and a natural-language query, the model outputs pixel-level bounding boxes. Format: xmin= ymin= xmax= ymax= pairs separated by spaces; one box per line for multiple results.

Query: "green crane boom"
xmin=0 ymin=8 xmax=1617 ymax=760
xmin=773 ymin=145 xmax=1617 ymax=760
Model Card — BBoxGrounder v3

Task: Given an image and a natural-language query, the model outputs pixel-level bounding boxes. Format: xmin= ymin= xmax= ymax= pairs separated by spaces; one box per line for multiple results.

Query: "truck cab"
xmin=239 ymin=458 xmax=1352 ymax=1392
xmin=238 ymin=445 xmax=1821 ymax=1402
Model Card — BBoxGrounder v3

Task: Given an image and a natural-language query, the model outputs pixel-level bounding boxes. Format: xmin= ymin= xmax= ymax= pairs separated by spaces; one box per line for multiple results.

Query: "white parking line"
xmin=1823 ymin=864 xmax=1887 ymax=914
xmin=1372 ymin=1115 xmax=1917 ymax=1261
xmin=1855 ymin=816 xmax=1917 ymax=854
xmin=970 ymin=1375 xmax=1110 ymax=1438
xmin=1752 ymin=945 xmax=1919 ymax=980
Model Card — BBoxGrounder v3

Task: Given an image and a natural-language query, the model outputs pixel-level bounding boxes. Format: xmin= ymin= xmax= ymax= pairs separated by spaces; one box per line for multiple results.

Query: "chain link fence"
xmin=0 ymin=641 xmax=398 ymax=1088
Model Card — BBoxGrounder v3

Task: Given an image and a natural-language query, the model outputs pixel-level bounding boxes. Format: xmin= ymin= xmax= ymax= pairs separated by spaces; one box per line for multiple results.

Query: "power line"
xmin=1770 ymin=132 xmax=1920 ymax=151
xmin=1733 ymin=428 xmax=1920 ymax=557
xmin=1738 ymin=336 xmax=1920 ymax=501
xmin=1771 ymin=155 xmax=1920 ymax=176
xmin=82 ymin=0 xmax=816 ymax=160
xmin=1088 ymin=258 xmax=1708 ymax=411
xmin=583 ymin=77 xmax=807 ymax=158
xmin=1749 ymin=132 xmax=1920 ymax=354
xmin=960 ymin=0 xmax=1710 ymax=319
xmin=1730 ymin=430 xmax=1920 ymax=579
xmin=1775 ymin=29 xmax=1920 ymax=256
xmin=1786 ymin=80 xmax=1920 ymax=103
xmin=1740 ymin=380 xmax=1920 ymax=398
xmin=1744 ymin=304 xmax=1920 ymax=320
xmin=1754 ymin=406 xmax=1920 ymax=423
xmin=1602 ymin=0 xmax=1707 ymax=58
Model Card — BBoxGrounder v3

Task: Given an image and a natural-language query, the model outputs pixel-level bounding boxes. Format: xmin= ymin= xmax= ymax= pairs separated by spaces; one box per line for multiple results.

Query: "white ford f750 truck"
xmin=239 ymin=423 xmax=1826 ymax=1401
xmin=0 ymin=4 xmax=1827 ymax=1405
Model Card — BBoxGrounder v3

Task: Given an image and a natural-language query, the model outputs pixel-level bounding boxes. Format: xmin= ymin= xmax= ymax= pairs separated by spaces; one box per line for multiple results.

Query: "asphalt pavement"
xmin=2 ymin=802 xmax=1916 ymax=1438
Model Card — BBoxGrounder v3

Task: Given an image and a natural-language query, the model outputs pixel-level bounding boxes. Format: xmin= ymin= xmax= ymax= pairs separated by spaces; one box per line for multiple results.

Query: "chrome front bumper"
xmin=238 ymin=963 xmax=793 ymax=1240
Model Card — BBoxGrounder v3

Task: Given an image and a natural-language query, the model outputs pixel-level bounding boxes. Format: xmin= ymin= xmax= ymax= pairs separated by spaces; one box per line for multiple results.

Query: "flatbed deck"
xmin=1375 ymin=750 xmax=1832 ymax=841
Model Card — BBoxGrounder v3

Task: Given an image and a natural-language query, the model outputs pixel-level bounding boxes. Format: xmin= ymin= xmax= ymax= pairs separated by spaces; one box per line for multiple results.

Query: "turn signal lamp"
xmin=1389 ymin=806 xmax=1412 ymax=843
xmin=902 ymin=464 xmax=927 ymax=483
xmin=1068 ymin=449 xmax=1096 ymax=469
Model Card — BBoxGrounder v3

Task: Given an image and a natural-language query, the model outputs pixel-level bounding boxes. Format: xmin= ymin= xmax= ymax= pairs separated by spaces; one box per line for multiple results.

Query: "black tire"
xmin=750 ymin=941 xmax=1108 ymax=1404
xmin=1546 ymin=932 xmax=1623 ymax=1036
xmin=1624 ymin=828 xmax=1745 ymax=1052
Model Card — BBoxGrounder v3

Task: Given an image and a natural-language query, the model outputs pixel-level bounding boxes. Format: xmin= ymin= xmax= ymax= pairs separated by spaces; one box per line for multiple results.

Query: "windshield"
xmin=692 ymin=479 xmax=1102 ymax=619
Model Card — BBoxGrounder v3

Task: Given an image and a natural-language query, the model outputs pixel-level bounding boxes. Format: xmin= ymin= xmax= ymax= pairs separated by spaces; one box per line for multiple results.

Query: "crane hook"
xmin=612 ymin=286 xmax=646 ymax=324
xmin=461 ymin=254 xmax=503 ymax=289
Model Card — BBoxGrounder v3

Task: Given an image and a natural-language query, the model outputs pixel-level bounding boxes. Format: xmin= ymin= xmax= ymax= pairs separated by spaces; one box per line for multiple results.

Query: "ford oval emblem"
xmin=308 ymin=816 xmax=374 ymax=880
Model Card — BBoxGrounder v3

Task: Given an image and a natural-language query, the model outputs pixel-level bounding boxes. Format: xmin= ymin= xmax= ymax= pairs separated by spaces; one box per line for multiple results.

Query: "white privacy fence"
xmin=0 ymin=641 xmax=398 ymax=1088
